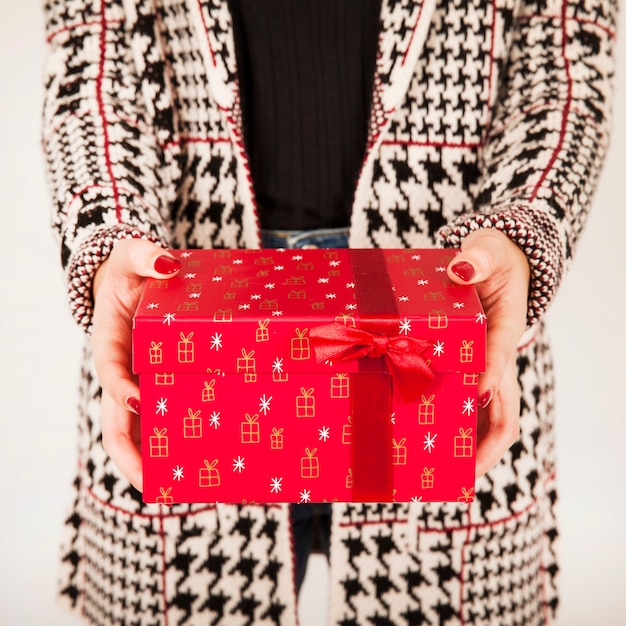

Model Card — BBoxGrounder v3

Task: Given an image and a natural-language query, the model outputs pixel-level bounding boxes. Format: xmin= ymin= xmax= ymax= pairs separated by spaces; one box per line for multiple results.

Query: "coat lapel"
xmin=186 ymin=0 xmax=239 ymax=112
xmin=351 ymin=0 xmax=436 ymax=247
xmin=186 ymin=0 xmax=260 ymax=248
xmin=186 ymin=0 xmax=438 ymax=249
xmin=371 ymin=0 xmax=437 ymax=141
xmin=187 ymin=0 xmax=437 ymax=134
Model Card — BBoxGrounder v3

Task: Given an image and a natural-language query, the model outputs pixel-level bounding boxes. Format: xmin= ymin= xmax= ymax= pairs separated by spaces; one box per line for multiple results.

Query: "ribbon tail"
xmin=384 ymin=353 xmax=434 ymax=403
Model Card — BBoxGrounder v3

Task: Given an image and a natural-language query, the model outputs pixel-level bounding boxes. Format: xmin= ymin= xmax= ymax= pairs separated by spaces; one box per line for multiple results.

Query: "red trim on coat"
xmin=96 ymin=2 xmax=122 ymax=221
xmin=530 ymin=0 xmax=573 ymax=202
xmin=401 ymin=1 xmax=426 ymax=67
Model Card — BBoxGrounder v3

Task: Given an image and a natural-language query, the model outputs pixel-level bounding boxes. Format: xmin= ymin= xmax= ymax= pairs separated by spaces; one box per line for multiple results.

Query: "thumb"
xmin=109 ymin=238 xmax=182 ymax=280
xmin=93 ymin=239 xmax=181 ymax=298
xmin=445 ymin=229 xmax=506 ymax=286
xmin=91 ymin=239 xmax=181 ymax=414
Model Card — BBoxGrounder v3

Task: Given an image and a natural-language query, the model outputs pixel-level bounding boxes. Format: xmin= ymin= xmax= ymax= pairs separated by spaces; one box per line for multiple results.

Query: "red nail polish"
xmin=154 ymin=255 xmax=182 ymax=275
xmin=479 ymin=389 xmax=493 ymax=409
xmin=126 ymin=397 xmax=141 ymax=414
xmin=451 ymin=261 xmax=476 ymax=282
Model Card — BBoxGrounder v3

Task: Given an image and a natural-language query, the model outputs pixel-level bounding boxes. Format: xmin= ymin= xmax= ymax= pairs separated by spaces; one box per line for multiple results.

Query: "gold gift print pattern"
xmin=241 ymin=413 xmax=260 ymax=444
xmin=149 ymin=428 xmax=169 ymax=458
xmin=177 ymin=332 xmax=195 ymax=363
xmin=183 ymin=409 xmax=202 ymax=439
xmin=199 ymin=459 xmax=220 ymax=487
xmin=296 ymin=388 xmax=315 ymax=418
xmin=133 ymin=248 xmax=486 ymax=504
xmin=300 ymin=448 xmax=320 ymax=479
xmin=290 ymin=328 xmax=310 ymax=360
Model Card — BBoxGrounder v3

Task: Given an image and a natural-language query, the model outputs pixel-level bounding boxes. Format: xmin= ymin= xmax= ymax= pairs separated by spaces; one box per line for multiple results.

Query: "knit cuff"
xmin=66 ymin=225 xmax=167 ymax=333
xmin=436 ymin=206 xmax=563 ymax=326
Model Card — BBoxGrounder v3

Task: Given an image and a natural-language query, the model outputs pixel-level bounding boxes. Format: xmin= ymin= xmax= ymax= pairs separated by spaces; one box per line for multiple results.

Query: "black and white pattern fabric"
xmin=42 ymin=0 xmax=617 ymax=624
xmin=328 ymin=328 xmax=559 ymax=625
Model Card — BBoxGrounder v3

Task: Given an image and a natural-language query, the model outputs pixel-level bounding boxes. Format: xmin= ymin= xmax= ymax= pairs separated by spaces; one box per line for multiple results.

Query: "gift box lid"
xmin=132 ymin=248 xmax=486 ymax=382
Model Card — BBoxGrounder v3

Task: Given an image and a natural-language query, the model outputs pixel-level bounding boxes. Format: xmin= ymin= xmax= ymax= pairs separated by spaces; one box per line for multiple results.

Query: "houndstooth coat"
xmin=42 ymin=0 xmax=617 ymax=624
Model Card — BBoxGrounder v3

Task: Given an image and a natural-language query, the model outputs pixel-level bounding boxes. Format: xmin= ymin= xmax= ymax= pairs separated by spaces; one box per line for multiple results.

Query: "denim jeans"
xmin=261 ymin=226 xmax=349 ymax=592
xmin=260 ymin=226 xmax=350 ymax=250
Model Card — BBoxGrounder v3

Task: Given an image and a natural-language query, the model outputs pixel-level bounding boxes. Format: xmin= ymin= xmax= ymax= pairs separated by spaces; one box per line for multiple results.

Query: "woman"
xmin=42 ymin=0 xmax=617 ymax=624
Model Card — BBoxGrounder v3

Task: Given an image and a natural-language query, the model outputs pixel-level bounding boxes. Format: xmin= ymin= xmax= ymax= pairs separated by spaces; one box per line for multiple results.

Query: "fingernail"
xmin=126 ymin=396 xmax=141 ymax=415
xmin=479 ymin=389 xmax=493 ymax=409
xmin=154 ymin=255 xmax=182 ymax=275
xmin=451 ymin=261 xmax=476 ymax=282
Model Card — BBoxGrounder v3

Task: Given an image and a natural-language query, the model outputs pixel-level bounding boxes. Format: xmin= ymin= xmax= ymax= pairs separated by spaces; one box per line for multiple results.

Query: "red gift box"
xmin=133 ymin=248 xmax=485 ymax=504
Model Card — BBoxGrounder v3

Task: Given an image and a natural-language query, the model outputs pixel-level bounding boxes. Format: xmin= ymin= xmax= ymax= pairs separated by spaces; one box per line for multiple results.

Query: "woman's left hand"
xmin=446 ymin=228 xmax=531 ymax=477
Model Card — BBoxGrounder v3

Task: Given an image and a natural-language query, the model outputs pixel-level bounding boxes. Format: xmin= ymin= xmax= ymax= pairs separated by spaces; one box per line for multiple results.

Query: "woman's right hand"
xmin=90 ymin=238 xmax=181 ymax=491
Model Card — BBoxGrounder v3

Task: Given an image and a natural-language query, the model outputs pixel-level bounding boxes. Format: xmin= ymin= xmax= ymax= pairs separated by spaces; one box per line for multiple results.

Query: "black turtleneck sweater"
xmin=228 ymin=0 xmax=381 ymax=230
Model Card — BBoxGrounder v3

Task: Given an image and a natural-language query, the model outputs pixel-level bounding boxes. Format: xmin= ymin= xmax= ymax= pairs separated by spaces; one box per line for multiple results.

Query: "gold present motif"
xmin=236 ymin=348 xmax=257 ymax=383
xmin=460 ymin=340 xmax=474 ymax=363
xmin=199 ymin=459 xmax=220 ymax=487
xmin=300 ymin=448 xmax=320 ymax=479
xmin=421 ymin=467 xmax=435 ymax=489
xmin=334 ymin=314 xmax=356 ymax=327
xmin=418 ymin=394 xmax=435 ymax=425
xmin=155 ymin=373 xmax=175 ymax=386
xmin=428 ymin=310 xmax=448 ymax=329
xmin=342 ymin=416 xmax=352 ymax=445
xmin=296 ymin=387 xmax=315 ymax=418
xmin=230 ymin=278 xmax=248 ymax=288
xmin=177 ymin=332 xmax=195 ymax=363
xmin=270 ymin=427 xmax=284 ymax=450
xmin=345 ymin=468 xmax=353 ymax=489
xmin=256 ymin=319 xmax=270 ymax=342
xmin=454 ymin=428 xmax=473 ymax=457
xmin=149 ymin=428 xmax=169 ymax=457
xmin=202 ymin=379 xmax=216 ymax=402
xmin=149 ymin=341 xmax=163 ymax=365
xmin=156 ymin=487 xmax=174 ymax=506
xmin=392 ymin=438 xmax=407 ymax=466
xmin=424 ymin=291 xmax=445 ymax=301
xmin=463 ymin=373 xmax=479 ymax=386
xmin=183 ymin=408 xmax=202 ymax=438
xmin=241 ymin=413 xmax=260 ymax=444
xmin=331 ymin=373 xmax=350 ymax=398
xmin=457 ymin=487 xmax=475 ymax=502
xmin=284 ymin=276 xmax=306 ymax=286
xmin=260 ymin=299 xmax=278 ymax=311
xmin=403 ymin=267 xmax=424 ymax=277
xmin=290 ymin=328 xmax=311 ymax=361
xmin=288 ymin=289 xmax=307 ymax=300
xmin=213 ymin=308 xmax=233 ymax=322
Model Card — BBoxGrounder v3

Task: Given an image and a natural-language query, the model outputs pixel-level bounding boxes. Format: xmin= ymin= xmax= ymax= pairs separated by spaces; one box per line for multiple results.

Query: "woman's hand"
xmin=90 ymin=238 xmax=181 ymax=491
xmin=446 ymin=229 xmax=531 ymax=477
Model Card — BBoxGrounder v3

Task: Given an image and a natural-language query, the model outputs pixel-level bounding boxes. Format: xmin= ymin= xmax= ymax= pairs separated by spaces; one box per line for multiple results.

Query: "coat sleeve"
xmin=436 ymin=0 xmax=618 ymax=326
xmin=42 ymin=0 xmax=172 ymax=332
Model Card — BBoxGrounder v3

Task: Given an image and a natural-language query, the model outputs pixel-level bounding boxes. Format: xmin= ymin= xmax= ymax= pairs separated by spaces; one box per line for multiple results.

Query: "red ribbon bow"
xmin=309 ymin=323 xmax=433 ymax=403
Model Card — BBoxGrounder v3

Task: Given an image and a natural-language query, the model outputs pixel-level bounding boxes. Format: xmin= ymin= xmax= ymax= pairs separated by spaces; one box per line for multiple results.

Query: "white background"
xmin=0 ymin=4 xmax=624 ymax=625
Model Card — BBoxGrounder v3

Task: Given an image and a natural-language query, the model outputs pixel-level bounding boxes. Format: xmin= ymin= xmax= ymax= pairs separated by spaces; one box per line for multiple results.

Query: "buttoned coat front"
xmin=42 ymin=0 xmax=617 ymax=624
